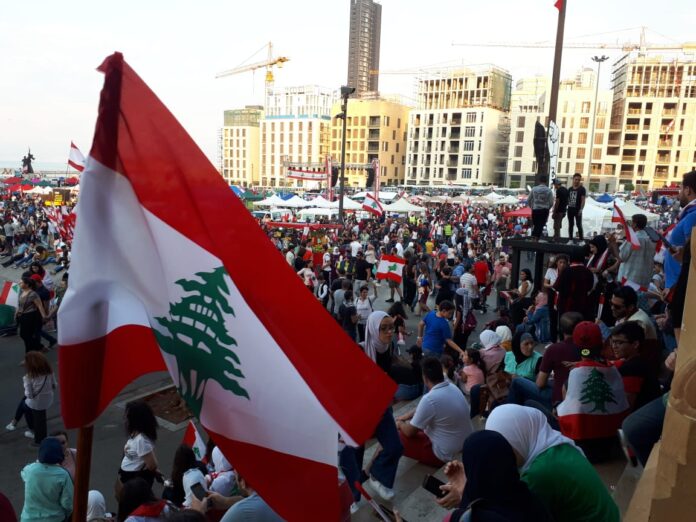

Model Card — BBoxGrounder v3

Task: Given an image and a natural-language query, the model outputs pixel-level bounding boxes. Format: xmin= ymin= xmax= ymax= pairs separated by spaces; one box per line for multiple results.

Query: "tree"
xmin=579 ymin=368 xmax=616 ymax=413
xmin=155 ymin=267 xmax=249 ymax=418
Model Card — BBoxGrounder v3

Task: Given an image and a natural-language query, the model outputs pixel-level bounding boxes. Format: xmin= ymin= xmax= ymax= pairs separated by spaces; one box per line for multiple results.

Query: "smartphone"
xmin=422 ymin=474 xmax=446 ymax=499
xmin=190 ymin=482 xmax=207 ymax=502
xmin=645 ymin=226 xmax=674 ymax=250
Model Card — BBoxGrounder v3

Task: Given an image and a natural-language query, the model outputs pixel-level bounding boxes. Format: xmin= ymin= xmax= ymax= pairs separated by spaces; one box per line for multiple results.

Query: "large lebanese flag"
xmin=612 ymin=203 xmax=640 ymax=250
xmin=362 ymin=192 xmax=384 ymax=217
xmin=557 ymin=361 xmax=629 ymax=440
xmin=376 ymin=254 xmax=406 ymax=283
xmin=57 ymin=53 xmax=395 ymax=521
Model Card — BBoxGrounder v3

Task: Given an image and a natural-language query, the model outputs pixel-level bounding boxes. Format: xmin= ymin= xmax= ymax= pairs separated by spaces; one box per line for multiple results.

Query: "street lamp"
xmin=587 ymin=55 xmax=609 ymax=188
xmin=337 ymin=85 xmax=355 ymax=224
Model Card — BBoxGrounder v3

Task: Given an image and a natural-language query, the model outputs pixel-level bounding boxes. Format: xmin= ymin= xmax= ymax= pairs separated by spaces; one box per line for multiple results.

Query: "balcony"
xmin=450 ymin=132 xmax=461 ymax=140
xmin=628 ymin=108 xmax=642 ymax=115
xmin=623 ymin=139 xmax=638 ymax=146
xmin=449 ymin=147 xmax=460 ymax=154
xmin=368 ymin=117 xmax=380 ymax=127
xmin=658 ymin=140 xmax=672 ymax=147
xmin=622 ymin=155 xmax=637 ymax=162
xmin=656 ymin=156 xmax=671 ymax=164
xmin=368 ymin=129 xmax=380 ymax=140
xmin=625 ymin=124 xmax=640 ymax=131
xmin=608 ymin=140 xmax=621 ymax=146
xmin=655 ymin=168 xmax=668 ymax=178
xmin=663 ymin=109 xmax=677 ymax=116
xmin=367 ymin=143 xmax=379 ymax=152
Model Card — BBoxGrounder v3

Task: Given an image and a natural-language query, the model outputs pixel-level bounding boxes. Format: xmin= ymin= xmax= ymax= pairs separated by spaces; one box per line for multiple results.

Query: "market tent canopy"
xmin=484 ymin=191 xmax=504 ymax=201
xmin=352 ymin=191 xmax=399 ymax=201
xmin=383 ymin=198 xmax=426 ymax=213
xmin=615 ymin=199 xmax=660 ymax=224
xmin=547 ymin=198 xmax=611 ymax=236
xmin=282 ymin=195 xmax=312 ymax=208
xmin=298 ymin=208 xmax=340 ymax=217
xmin=493 ymin=195 xmax=520 ymax=205
xmin=307 ymin=195 xmax=333 ymax=208
xmin=595 ymin=193 xmax=614 ymax=203
xmin=329 ymin=196 xmax=362 ymax=210
xmin=503 ymin=207 xmax=531 ymax=218
xmin=253 ymin=194 xmax=287 ymax=207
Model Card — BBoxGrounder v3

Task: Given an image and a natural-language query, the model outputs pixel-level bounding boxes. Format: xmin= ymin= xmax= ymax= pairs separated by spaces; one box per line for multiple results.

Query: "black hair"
xmin=341 ymin=279 xmax=352 ymax=290
xmin=29 ymin=262 xmax=45 ymax=276
xmin=465 ymin=348 xmax=485 ymax=374
xmin=170 ymin=444 xmax=198 ymax=505
xmin=573 ymin=173 xmax=582 ymax=178
xmin=511 ymin=331 xmax=533 ymax=365
xmin=539 ymin=175 xmax=548 ymax=184
xmin=359 ymin=285 xmax=369 ymax=293
xmin=21 ymin=276 xmax=37 ymax=290
xmin=124 ymin=400 xmax=158 ymax=442
xmin=117 ymin=477 xmax=156 ymax=522
xmin=343 ymin=290 xmax=354 ymax=302
xmin=613 ymin=286 xmax=638 ymax=308
xmin=440 ymin=354 xmax=456 ymax=381
xmin=569 ymin=249 xmax=585 ymax=263
xmin=631 ymin=214 xmax=647 ymax=229
xmin=683 ymin=170 xmax=696 ymax=192
xmin=388 ymin=301 xmax=408 ymax=319
xmin=611 ymin=321 xmax=645 ymax=344
xmin=559 ymin=312 xmax=584 ymax=337
xmin=520 ymin=268 xmax=533 ymax=283
xmin=438 ymin=300 xmax=454 ymax=312
xmin=407 ymin=345 xmax=423 ymax=361
xmin=421 ymin=356 xmax=445 ymax=384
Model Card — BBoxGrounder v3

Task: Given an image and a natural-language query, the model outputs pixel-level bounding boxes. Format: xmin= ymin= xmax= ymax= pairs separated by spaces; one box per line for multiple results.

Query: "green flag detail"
xmin=387 ymin=264 xmax=397 ymax=272
xmin=155 ymin=267 xmax=249 ymax=418
xmin=579 ymin=368 xmax=616 ymax=413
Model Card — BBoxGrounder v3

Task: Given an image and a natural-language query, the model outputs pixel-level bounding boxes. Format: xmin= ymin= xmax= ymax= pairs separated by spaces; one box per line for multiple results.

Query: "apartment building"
xmin=405 ymin=66 xmax=512 ymax=186
xmin=347 ymin=0 xmax=382 ymax=97
xmin=329 ymin=94 xmax=409 ymax=188
xmin=220 ymin=106 xmax=263 ymax=187
xmin=608 ymin=51 xmax=696 ymax=190
xmin=260 ymin=85 xmax=336 ymax=188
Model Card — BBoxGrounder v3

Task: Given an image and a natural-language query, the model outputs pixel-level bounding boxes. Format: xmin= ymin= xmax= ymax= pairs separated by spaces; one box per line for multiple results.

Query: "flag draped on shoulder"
xmin=612 ymin=203 xmax=640 ymax=250
xmin=57 ymin=52 xmax=395 ymax=521
xmin=376 ymin=254 xmax=406 ymax=283
xmin=362 ymin=192 xmax=384 ymax=217
xmin=68 ymin=142 xmax=86 ymax=172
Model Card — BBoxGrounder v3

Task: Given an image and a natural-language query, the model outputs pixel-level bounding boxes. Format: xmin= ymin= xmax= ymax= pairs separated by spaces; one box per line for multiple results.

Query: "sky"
xmin=0 ymin=0 xmax=692 ymax=169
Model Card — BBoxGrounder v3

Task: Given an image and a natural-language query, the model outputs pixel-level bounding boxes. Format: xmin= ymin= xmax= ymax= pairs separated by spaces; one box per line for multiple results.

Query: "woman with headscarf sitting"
xmin=504 ymin=333 xmax=542 ymax=382
xmin=469 ymin=330 xmax=508 ymax=419
xmin=494 ymin=325 xmax=512 ymax=352
xmin=486 ymin=404 xmax=619 ymax=522
xmin=340 ymin=311 xmax=404 ymax=506
xmin=435 ymin=431 xmax=553 ymax=521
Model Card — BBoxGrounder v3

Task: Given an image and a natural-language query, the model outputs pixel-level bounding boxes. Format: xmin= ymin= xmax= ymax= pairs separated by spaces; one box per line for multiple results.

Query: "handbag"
xmin=463 ymin=310 xmax=477 ymax=333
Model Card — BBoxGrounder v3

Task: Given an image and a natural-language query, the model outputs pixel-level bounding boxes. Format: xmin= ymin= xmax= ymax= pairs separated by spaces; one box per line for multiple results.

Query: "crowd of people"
xmin=2 ymin=169 xmax=693 ymax=521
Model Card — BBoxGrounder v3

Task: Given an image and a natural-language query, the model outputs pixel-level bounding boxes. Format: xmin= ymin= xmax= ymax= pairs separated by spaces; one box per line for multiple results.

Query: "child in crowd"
xmin=459 ymin=348 xmax=485 ymax=396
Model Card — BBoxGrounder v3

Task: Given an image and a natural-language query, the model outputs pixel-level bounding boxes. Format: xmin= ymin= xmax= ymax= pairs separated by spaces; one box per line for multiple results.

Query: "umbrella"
xmin=595 ymin=193 xmax=614 ymax=203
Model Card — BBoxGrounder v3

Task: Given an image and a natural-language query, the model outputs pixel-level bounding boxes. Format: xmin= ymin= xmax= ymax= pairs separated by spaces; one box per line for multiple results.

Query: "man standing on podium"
xmin=528 ymin=175 xmax=554 ymax=240
xmin=567 ymin=173 xmax=587 ymax=241
xmin=551 ymin=178 xmax=568 ymax=242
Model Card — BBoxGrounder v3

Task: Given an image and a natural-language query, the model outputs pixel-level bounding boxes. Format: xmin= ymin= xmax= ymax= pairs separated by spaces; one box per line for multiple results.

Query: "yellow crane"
xmin=215 ymin=42 xmax=289 ymax=99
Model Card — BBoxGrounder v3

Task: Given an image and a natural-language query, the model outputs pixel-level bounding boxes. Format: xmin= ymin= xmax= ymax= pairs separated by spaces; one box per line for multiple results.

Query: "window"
xmin=592 ymin=148 xmax=602 ymax=160
xmin=516 ymin=131 xmax=524 ymax=143
xmin=594 ymin=133 xmax=604 ymax=145
xmin=397 ymin=118 xmax=401 ymax=128
xmin=391 ymin=155 xmax=395 ymax=165
xmin=396 ymin=143 xmax=400 ymax=153
xmin=383 ymin=116 xmax=390 ymax=126
xmin=514 ymin=146 xmax=523 ymax=157
xmin=580 ymin=117 xmax=589 ymax=129
xmin=463 ymin=140 xmax=474 ymax=151
xmin=517 ymin=116 xmax=525 ymax=127
xmin=466 ymin=112 xmax=476 ymax=123
xmin=578 ymin=133 xmax=587 ymax=144
xmin=462 ymin=168 xmax=472 ymax=179
xmin=463 ymin=155 xmax=473 ymax=165
xmin=392 ymin=130 xmax=396 ymax=140
xmin=581 ymin=101 xmax=591 ymax=113
xmin=465 ymin=126 xmax=476 ymax=137
xmin=596 ymin=117 xmax=606 ymax=129
xmin=576 ymin=148 xmax=586 ymax=159
xmin=513 ymin=161 xmax=522 ymax=171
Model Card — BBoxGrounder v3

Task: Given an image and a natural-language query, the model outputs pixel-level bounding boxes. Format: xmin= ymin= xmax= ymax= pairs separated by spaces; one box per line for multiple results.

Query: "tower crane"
xmin=215 ymin=42 xmax=289 ymax=99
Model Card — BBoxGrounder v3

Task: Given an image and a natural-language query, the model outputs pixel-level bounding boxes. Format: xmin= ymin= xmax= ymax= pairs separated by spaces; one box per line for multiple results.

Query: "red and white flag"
xmin=183 ymin=420 xmax=207 ymax=462
xmin=68 ymin=142 xmax=86 ymax=172
xmin=620 ymin=277 xmax=648 ymax=292
xmin=362 ymin=192 xmax=384 ymax=217
xmin=376 ymin=254 xmax=406 ymax=283
xmin=57 ymin=53 xmax=395 ymax=521
xmin=0 ymin=281 xmax=19 ymax=308
xmin=612 ymin=203 xmax=640 ymax=250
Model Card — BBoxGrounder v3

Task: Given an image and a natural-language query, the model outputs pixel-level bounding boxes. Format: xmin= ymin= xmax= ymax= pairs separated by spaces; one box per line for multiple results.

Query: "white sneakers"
xmin=369 ymin=478 xmax=395 ymax=501
xmin=5 ymin=422 xmax=16 ymax=431
xmin=24 ymin=430 xmax=34 ymax=439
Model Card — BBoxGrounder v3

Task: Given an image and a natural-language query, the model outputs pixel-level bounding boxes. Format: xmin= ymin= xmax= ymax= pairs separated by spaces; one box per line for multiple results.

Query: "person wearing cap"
xmin=550 ymin=178 xmax=568 ymax=241
xmin=20 ymin=437 xmax=74 ymax=522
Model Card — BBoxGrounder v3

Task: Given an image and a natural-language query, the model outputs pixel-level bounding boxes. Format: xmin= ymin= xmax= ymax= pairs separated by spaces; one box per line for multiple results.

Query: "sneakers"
xmin=5 ymin=422 xmax=16 ymax=431
xmin=350 ymin=499 xmax=365 ymax=514
xmin=385 ymin=299 xmax=395 ymax=303
xmin=369 ymin=478 xmax=395 ymax=501
xmin=24 ymin=430 xmax=34 ymax=439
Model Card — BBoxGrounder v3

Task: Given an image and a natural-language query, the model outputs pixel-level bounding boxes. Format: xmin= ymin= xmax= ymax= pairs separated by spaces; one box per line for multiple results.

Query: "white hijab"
xmin=495 ymin=326 xmax=512 ymax=344
xmin=479 ymin=330 xmax=501 ymax=350
xmin=361 ymin=311 xmax=390 ymax=362
xmin=86 ymin=490 xmax=107 ymax=521
xmin=212 ymin=446 xmax=232 ymax=472
xmin=486 ymin=404 xmax=582 ymax=472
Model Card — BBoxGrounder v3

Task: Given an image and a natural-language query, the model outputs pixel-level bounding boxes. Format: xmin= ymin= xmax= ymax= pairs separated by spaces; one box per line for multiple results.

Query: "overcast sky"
xmin=1 ymin=0 xmax=692 ymax=168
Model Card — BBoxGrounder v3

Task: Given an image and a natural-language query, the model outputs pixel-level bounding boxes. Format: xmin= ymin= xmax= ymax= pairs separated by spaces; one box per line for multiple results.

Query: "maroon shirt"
xmin=553 ymin=263 xmax=595 ymax=320
xmin=539 ymin=340 xmax=580 ymax=404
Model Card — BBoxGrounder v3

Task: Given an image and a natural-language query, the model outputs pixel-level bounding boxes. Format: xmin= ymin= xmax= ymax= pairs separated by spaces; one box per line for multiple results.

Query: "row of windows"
xmin=407 ymin=167 xmax=479 ymax=180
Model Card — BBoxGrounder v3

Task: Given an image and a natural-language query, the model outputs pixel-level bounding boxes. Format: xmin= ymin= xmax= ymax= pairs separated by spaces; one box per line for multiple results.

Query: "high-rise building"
xmin=260 ymin=85 xmax=336 ymax=188
xmin=329 ymin=94 xmax=410 ymax=188
xmin=508 ymin=70 xmax=617 ymax=191
xmin=347 ymin=0 xmax=382 ymax=96
xmin=405 ymin=65 xmax=512 ymax=186
xmin=220 ymin=106 xmax=263 ymax=187
xmin=607 ymin=51 xmax=696 ymax=190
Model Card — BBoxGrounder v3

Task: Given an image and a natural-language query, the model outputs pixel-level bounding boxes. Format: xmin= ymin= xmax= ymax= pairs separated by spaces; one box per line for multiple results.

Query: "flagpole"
xmin=72 ymin=426 xmax=94 ymax=521
xmin=544 ymin=0 xmax=567 ymax=185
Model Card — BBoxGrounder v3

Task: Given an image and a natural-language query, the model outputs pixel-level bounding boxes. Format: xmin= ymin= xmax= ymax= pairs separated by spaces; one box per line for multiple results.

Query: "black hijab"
xmin=451 ymin=431 xmax=553 ymax=522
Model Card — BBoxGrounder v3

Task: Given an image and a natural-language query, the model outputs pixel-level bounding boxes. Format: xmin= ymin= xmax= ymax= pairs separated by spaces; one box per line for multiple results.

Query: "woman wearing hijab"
xmin=494 ymin=325 xmax=512 ymax=352
xmin=20 ymin=437 xmax=74 ymax=522
xmin=504 ymin=332 xmax=542 ymax=381
xmin=487 ymin=404 xmax=619 ymax=522
xmin=341 ymin=311 xmax=403 ymax=505
xmin=87 ymin=490 xmax=114 ymax=521
xmin=437 ymin=431 xmax=552 ymax=522
xmin=469 ymin=330 xmax=508 ymax=419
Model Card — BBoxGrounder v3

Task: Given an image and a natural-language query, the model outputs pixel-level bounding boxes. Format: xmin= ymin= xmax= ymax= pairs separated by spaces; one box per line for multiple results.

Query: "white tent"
xmin=329 ymin=196 xmax=362 ymax=210
xmin=352 ymin=191 xmax=399 ymax=201
xmin=282 ymin=195 xmax=312 ymax=208
xmin=427 ymin=195 xmax=452 ymax=204
xmin=26 ymin=186 xmax=53 ymax=194
xmin=493 ymin=195 xmax=520 ymax=205
xmin=383 ymin=198 xmax=426 ymax=213
xmin=546 ymin=198 xmax=612 ymax=236
xmin=484 ymin=191 xmax=504 ymax=201
xmin=308 ymin=195 xmax=333 ymax=208
xmin=615 ymin=200 xmax=660 ymax=224
xmin=253 ymin=194 xmax=286 ymax=207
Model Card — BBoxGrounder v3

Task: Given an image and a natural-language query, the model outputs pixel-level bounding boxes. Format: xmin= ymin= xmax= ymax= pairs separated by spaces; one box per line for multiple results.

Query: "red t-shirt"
xmin=473 ymin=261 xmax=490 ymax=286
xmin=539 ymin=340 xmax=581 ymax=404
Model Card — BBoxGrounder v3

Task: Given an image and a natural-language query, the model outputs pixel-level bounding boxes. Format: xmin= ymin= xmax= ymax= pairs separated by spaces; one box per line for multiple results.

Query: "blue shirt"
xmin=665 ymin=203 xmax=696 ymax=288
xmin=452 ymin=264 xmax=465 ymax=278
xmin=421 ymin=311 xmax=452 ymax=354
xmin=221 ymin=493 xmax=283 ymax=522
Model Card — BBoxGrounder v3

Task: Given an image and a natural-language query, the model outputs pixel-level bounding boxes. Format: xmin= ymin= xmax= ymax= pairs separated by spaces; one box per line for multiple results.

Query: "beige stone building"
xmin=329 ymin=95 xmax=410 ymax=188
xmin=220 ymin=106 xmax=263 ymax=187
xmin=607 ymin=51 xmax=696 ymax=190
xmin=405 ymin=65 xmax=512 ymax=186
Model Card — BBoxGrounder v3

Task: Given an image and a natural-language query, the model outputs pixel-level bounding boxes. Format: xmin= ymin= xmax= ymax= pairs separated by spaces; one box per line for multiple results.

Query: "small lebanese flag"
xmin=612 ymin=203 xmax=640 ymax=250
xmin=362 ymin=192 xmax=384 ymax=217
xmin=57 ymin=53 xmax=395 ymax=521
xmin=557 ymin=361 xmax=629 ymax=440
xmin=68 ymin=142 xmax=86 ymax=172
xmin=183 ymin=420 xmax=207 ymax=462
xmin=620 ymin=277 xmax=648 ymax=292
xmin=0 ymin=281 xmax=19 ymax=308
xmin=376 ymin=254 xmax=406 ymax=283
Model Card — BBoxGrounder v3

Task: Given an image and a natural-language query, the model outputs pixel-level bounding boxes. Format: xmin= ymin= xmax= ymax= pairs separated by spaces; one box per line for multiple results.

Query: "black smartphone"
xmin=190 ymin=482 xmax=206 ymax=501
xmin=422 ymin=474 xmax=446 ymax=498
xmin=645 ymin=226 xmax=673 ymax=250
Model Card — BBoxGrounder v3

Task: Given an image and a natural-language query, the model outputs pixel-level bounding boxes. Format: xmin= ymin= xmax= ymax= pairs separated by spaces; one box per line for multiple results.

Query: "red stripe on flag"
xmin=86 ymin=53 xmax=394 ymax=442
xmin=379 ymin=254 xmax=405 ymax=265
xmin=376 ymin=271 xmax=402 ymax=282
xmin=559 ymin=412 xmax=628 ymax=440
xmin=208 ymin=429 xmax=339 ymax=522
xmin=58 ymin=325 xmax=166 ymax=428
xmin=554 ymin=0 xmax=563 ymax=10
xmin=0 ymin=281 xmax=12 ymax=305
xmin=68 ymin=159 xmax=85 ymax=172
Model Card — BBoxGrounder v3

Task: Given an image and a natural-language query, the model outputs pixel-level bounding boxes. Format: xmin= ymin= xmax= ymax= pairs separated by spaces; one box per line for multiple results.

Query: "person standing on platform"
xmin=566 ymin=174 xmax=586 ymax=241
xmin=528 ymin=176 xmax=554 ymax=240
xmin=551 ymin=178 xmax=568 ymax=241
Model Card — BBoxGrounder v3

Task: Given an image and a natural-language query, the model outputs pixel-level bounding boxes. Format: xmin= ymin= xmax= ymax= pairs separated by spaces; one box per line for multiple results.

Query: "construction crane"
xmin=452 ymin=27 xmax=695 ymax=54
xmin=215 ymin=42 xmax=289 ymax=99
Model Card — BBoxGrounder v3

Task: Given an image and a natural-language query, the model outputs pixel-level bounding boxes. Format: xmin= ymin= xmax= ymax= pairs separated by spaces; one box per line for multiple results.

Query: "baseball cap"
xmin=551 ymin=178 xmax=562 ymax=185
xmin=573 ymin=321 xmax=603 ymax=355
xmin=30 ymin=274 xmax=43 ymax=282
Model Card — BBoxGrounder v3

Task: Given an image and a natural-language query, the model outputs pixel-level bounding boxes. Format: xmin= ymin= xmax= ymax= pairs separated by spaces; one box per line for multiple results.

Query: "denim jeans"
xmin=507 ymin=377 xmax=553 ymax=410
xmin=622 ymin=396 xmax=666 ymax=466
xmin=394 ymin=383 xmax=423 ymax=401
xmin=368 ymin=407 xmax=403 ymax=489
xmin=515 ymin=306 xmax=550 ymax=342
xmin=339 ymin=446 xmax=363 ymax=502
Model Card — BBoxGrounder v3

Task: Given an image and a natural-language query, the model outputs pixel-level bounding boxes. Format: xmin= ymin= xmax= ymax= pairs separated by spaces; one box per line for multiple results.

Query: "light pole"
xmin=587 ymin=55 xmax=609 ymax=188
xmin=337 ymin=85 xmax=355 ymax=224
